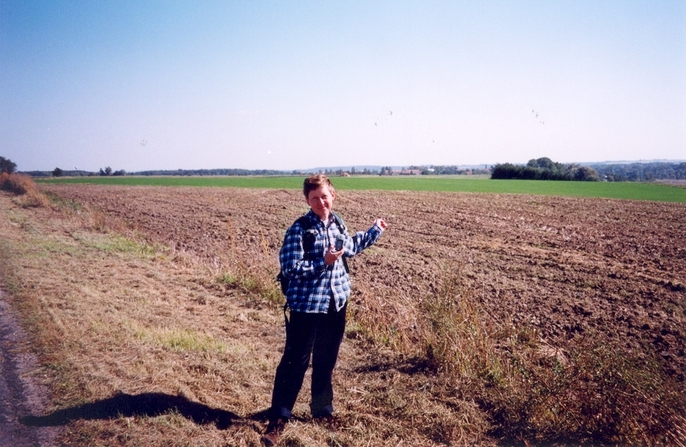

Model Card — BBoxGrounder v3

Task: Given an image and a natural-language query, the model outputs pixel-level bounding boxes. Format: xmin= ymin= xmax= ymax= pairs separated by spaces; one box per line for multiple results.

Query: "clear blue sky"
xmin=1 ymin=1 xmax=685 ymax=172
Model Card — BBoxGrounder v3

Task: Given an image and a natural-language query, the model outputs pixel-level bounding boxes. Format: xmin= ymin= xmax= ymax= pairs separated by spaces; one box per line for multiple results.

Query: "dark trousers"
xmin=269 ymin=303 xmax=347 ymax=420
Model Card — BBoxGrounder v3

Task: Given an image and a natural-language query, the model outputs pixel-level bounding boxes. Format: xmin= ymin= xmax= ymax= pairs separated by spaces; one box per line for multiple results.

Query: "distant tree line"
xmin=322 ymin=167 xmax=379 ymax=176
xmin=98 ymin=166 xmax=126 ymax=176
xmin=377 ymin=165 xmax=491 ymax=175
xmin=586 ymin=162 xmax=686 ymax=182
xmin=20 ymin=159 xmax=685 ymax=181
xmin=23 ymin=170 xmax=90 ymax=177
xmin=491 ymin=157 xmax=601 ymax=181
xmin=418 ymin=165 xmax=491 ymax=175
xmin=23 ymin=168 xmax=292 ymax=177
xmin=134 ymin=168 xmax=289 ymax=176
xmin=378 ymin=166 xmax=393 ymax=175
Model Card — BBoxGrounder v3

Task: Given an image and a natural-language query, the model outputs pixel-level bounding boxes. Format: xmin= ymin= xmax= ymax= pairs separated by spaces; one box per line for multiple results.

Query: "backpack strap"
xmin=331 ymin=212 xmax=347 ymax=233
xmin=283 ymin=302 xmax=290 ymax=326
xmin=295 ymin=214 xmax=312 ymax=229
xmin=296 ymin=212 xmax=350 ymax=274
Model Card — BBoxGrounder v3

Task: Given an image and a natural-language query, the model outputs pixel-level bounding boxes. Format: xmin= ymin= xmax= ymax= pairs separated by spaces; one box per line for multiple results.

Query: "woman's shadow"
xmin=20 ymin=391 xmax=269 ymax=430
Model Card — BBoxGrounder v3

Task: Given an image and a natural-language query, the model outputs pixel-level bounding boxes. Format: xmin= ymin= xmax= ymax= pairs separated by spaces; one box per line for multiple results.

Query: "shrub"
xmin=0 ymin=156 xmax=17 ymax=174
xmin=1 ymin=172 xmax=32 ymax=194
xmin=0 ymin=172 xmax=50 ymax=207
xmin=491 ymin=158 xmax=601 ymax=181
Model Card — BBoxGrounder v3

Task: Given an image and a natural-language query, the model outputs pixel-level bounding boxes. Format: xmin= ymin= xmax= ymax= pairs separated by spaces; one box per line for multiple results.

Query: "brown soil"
xmin=42 ymin=184 xmax=686 ymax=384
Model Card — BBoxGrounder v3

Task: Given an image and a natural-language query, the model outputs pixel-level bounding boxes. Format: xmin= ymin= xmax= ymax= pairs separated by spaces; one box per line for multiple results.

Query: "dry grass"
xmin=362 ymin=263 xmax=686 ymax=445
xmin=0 ymin=195 xmax=271 ymax=445
xmin=0 ymin=172 xmax=50 ymax=207
xmin=1 ymin=186 xmax=684 ymax=446
xmin=0 ymin=192 xmax=491 ymax=446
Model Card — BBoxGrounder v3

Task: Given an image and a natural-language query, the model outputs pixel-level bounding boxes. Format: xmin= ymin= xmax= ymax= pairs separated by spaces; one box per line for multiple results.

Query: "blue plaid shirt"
xmin=279 ymin=210 xmax=383 ymax=313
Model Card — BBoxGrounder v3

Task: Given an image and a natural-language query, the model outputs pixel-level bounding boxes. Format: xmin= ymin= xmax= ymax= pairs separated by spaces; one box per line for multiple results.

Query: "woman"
xmin=263 ymin=174 xmax=387 ymax=446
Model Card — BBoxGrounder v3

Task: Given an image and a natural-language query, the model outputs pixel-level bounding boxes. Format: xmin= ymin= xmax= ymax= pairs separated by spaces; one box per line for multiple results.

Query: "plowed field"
xmin=42 ymin=184 xmax=685 ymax=385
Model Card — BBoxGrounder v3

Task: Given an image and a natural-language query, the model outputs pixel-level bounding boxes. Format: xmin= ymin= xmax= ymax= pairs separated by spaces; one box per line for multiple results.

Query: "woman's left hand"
xmin=374 ymin=218 xmax=387 ymax=231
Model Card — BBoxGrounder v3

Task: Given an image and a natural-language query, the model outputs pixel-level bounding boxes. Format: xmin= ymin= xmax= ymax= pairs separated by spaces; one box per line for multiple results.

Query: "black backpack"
xmin=276 ymin=213 xmax=350 ymax=296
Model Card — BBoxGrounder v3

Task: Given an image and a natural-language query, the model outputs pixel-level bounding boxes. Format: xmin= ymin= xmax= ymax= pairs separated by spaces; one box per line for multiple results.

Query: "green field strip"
xmin=37 ymin=176 xmax=686 ymax=203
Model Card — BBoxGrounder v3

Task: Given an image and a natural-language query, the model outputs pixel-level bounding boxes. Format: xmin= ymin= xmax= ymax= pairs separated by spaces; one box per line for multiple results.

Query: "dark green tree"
xmin=492 ymin=159 xmax=600 ymax=181
xmin=527 ymin=157 xmax=554 ymax=170
xmin=572 ymin=166 xmax=601 ymax=181
xmin=52 ymin=167 xmax=63 ymax=177
xmin=0 ymin=156 xmax=17 ymax=174
xmin=491 ymin=163 xmax=520 ymax=179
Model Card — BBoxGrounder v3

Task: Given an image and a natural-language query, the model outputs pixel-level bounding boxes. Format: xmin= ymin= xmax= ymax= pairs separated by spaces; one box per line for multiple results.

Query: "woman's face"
xmin=306 ymin=184 xmax=335 ymax=221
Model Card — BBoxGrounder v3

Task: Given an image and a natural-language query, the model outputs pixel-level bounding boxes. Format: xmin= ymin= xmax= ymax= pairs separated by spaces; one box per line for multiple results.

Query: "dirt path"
xmin=0 ymin=291 xmax=60 ymax=446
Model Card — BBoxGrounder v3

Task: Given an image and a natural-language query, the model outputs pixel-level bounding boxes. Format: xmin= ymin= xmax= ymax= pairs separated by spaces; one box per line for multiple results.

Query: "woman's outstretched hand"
xmin=375 ymin=218 xmax=387 ymax=231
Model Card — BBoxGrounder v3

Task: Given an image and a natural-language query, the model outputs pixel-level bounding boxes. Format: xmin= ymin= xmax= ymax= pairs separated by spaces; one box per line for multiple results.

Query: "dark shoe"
xmin=261 ymin=419 xmax=286 ymax=446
